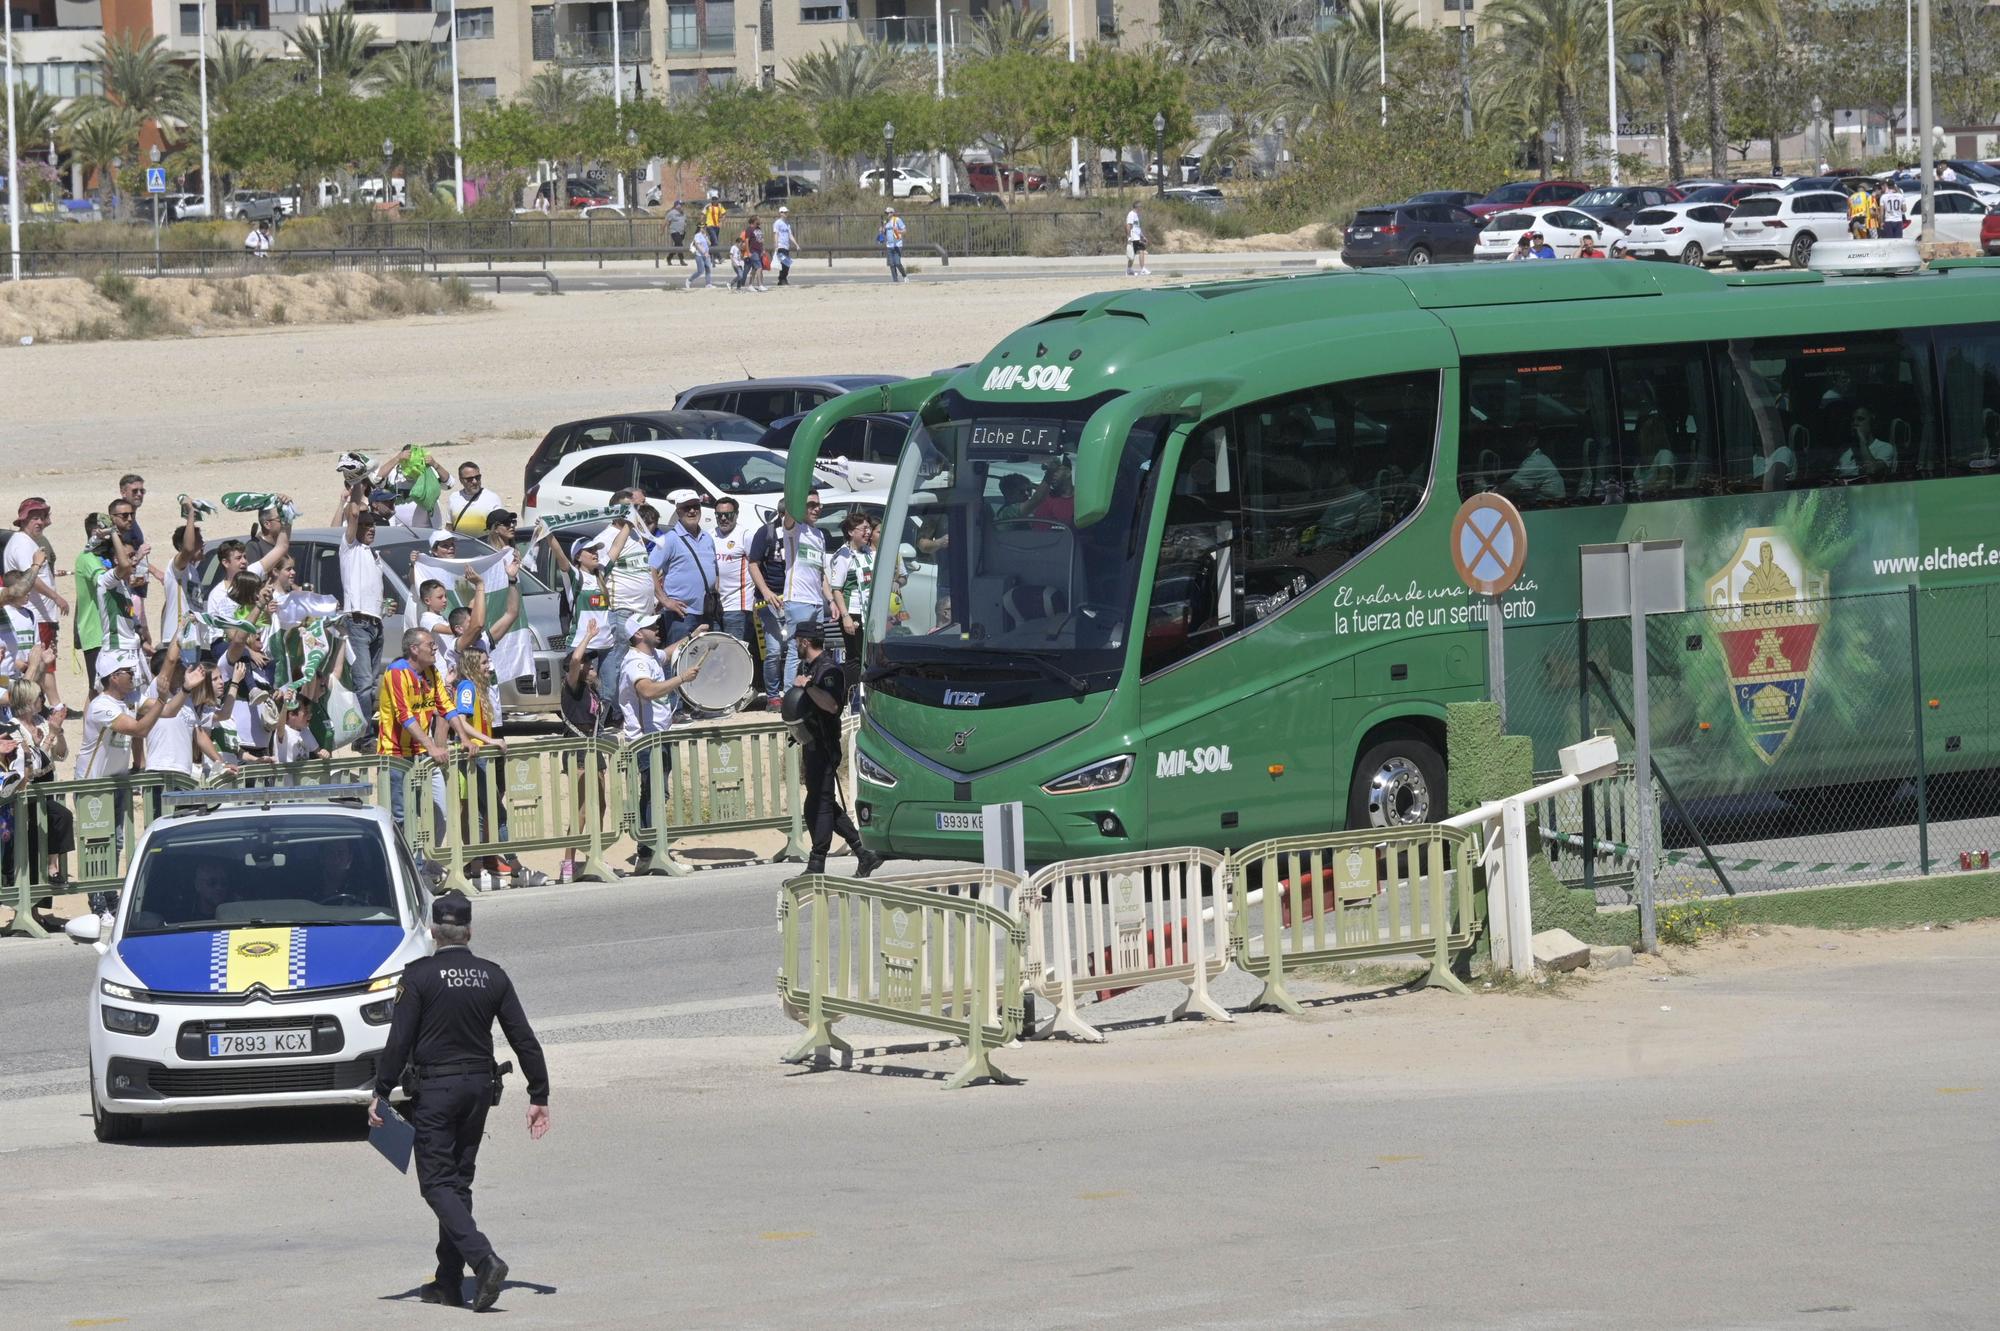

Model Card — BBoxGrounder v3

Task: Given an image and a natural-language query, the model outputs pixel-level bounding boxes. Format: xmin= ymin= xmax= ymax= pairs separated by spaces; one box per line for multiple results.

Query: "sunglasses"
xmin=463 ymin=474 xmax=482 ymax=483
xmin=111 ymin=510 xmax=135 ymax=520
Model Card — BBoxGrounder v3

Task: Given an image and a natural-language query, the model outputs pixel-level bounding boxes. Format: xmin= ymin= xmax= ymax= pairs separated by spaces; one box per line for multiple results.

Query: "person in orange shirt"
xmin=379 ymin=626 xmax=450 ymax=875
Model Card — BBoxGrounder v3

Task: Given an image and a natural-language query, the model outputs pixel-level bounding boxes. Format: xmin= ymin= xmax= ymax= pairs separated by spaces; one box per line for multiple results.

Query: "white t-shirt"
xmin=618 ymin=650 xmax=675 ymax=739
xmin=144 ymin=695 xmax=211 ymax=778
xmin=421 ymin=609 xmax=458 ymax=680
xmin=3 ymin=531 xmax=56 ymax=622
xmin=273 ymin=721 xmax=318 ymax=764
xmin=1126 ymin=209 xmax=1144 ymax=244
xmin=205 ymin=579 xmax=240 ymax=620
xmin=784 ymin=524 xmax=827 ymax=609
xmin=1837 ymin=436 xmax=1897 ymax=477
xmin=340 ymin=534 xmax=385 ymax=618
xmin=442 ymin=488 xmax=502 ymax=536
xmin=97 ymin=568 xmax=143 ymax=653
xmin=79 ymin=692 xmax=136 ymax=779
xmin=1 ymin=603 xmax=33 ymax=677
xmin=714 ymin=527 xmax=755 ymax=613
xmin=393 ymin=500 xmax=440 ymax=529
xmin=590 ymin=522 xmax=659 ymax=616
xmin=1883 ymin=190 xmax=1908 ymax=223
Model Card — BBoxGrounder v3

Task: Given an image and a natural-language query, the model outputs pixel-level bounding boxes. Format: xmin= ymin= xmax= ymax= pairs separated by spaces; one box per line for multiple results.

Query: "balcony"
xmin=555 ymin=28 xmax=653 ymax=63
xmin=862 ymin=15 xmax=934 ymax=49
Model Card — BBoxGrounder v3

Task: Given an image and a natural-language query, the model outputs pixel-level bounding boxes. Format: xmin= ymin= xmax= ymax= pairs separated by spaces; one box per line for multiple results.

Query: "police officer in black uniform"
xmin=791 ymin=621 xmax=883 ymax=877
xmin=370 ymin=891 xmax=551 ymax=1312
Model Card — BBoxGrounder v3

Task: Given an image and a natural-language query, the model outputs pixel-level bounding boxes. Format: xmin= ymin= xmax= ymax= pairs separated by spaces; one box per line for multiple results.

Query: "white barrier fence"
xmin=1021 ymin=847 xmax=1233 ymax=1043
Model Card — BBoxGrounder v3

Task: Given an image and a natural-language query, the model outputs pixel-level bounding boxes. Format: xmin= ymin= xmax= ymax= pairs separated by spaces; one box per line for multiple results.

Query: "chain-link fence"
xmin=1506 ymin=584 xmax=2000 ymax=903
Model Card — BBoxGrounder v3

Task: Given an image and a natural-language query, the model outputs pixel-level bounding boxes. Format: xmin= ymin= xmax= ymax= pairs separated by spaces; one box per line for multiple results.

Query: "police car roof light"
xmin=161 ymin=783 xmax=377 ymax=815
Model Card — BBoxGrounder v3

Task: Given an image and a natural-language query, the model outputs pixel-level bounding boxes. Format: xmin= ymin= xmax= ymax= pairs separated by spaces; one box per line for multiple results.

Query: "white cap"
xmin=427 ymin=530 xmax=457 ymax=547
xmin=778 ymin=205 xmax=789 ymax=213
xmin=96 ymin=649 xmax=141 ymax=680
xmin=884 ymin=206 xmax=896 ymax=214
xmin=664 ymin=488 xmax=701 ymax=509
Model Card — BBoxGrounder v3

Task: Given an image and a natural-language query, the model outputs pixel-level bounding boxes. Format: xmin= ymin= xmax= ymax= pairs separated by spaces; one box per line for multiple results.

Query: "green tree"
xmin=960 ymin=4 xmax=1060 ymax=59
xmin=1687 ymin=0 xmax=1777 ymax=175
xmin=1277 ymin=28 xmax=1379 ymax=135
xmin=370 ymin=42 xmax=451 ymax=100
xmin=64 ymin=104 xmax=142 ymax=215
xmin=955 ymin=52 xmax=1061 ymax=188
xmin=285 ymin=8 xmax=383 ymax=97
xmin=206 ymin=36 xmax=282 ymax=115
xmin=1484 ymin=0 xmax=1607 ymax=176
xmin=464 ymin=101 xmax=561 ymax=173
xmin=1627 ymin=0 xmax=1690 ymax=180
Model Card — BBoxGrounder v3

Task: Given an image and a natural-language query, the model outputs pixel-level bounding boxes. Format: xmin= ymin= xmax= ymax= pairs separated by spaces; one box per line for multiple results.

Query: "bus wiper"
xmin=863 ymin=661 xmax=954 ymax=684
xmin=1013 ymin=653 xmax=1091 ymax=697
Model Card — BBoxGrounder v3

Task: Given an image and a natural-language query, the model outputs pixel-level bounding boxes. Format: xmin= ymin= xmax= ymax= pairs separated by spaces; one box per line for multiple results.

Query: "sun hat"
xmin=14 ymin=498 xmax=49 ymax=525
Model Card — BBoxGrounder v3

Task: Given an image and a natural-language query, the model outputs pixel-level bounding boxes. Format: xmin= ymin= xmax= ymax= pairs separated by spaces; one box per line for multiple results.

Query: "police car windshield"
xmin=864 ymin=389 xmax=1173 ymax=706
xmin=124 ymin=816 xmax=399 ymax=934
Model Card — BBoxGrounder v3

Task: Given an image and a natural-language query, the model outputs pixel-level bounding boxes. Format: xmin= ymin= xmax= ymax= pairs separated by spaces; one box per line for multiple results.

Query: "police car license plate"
xmin=209 ymin=1030 xmax=312 ymax=1057
xmin=935 ymin=811 xmax=984 ymax=832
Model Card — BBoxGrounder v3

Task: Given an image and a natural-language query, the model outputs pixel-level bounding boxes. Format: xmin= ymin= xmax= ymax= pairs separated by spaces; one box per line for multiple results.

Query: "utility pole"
xmin=1066 ymin=0 xmax=1079 ymax=198
xmin=1605 ymin=0 xmax=1619 ymax=186
xmin=1903 ymin=0 xmax=1913 ymax=156
xmin=1458 ymin=0 xmax=1472 ymax=141
xmin=612 ymin=1 xmax=625 ymax=208
xmin=1918 ymin=0 xmax=1933 ymax=236
xmin=449 ymin=0 xmax=464 ymax=213
xmin=198 ymin=0 xmax=213 ymax=219
xmin=1377 ymin=1 xmax=1387 ymax=129
xmin=5 ymin=0 xmax=20 ymax=282
xmin=935 ymin=0 xmax=949 ymax=207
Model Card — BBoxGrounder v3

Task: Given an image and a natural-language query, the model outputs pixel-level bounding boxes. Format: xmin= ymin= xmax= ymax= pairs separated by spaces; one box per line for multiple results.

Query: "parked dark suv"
xmin=1341 ymin=202 xmax=1484 ymax=267
xmin=673 ymin=376 xmax=905 ymax=428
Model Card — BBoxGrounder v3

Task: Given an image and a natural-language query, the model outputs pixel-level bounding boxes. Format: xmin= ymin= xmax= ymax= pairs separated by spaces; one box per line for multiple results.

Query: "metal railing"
xmin=862 ymin=14 xmax=935 ymax=46
xmin=15 ymin=247 xmax=431 ymax=279
xmin=343 ymin=211 xmax=1098 ymax=258
xmin=555 ymin=27 xmax=651 ymax=62
xmin=426 ymin=242 xmax=949 ymax=269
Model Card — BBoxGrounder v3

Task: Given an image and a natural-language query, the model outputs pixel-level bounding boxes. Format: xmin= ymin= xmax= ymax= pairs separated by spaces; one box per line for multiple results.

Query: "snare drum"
xmin=669 ymin=629 xmax=756 ymax=717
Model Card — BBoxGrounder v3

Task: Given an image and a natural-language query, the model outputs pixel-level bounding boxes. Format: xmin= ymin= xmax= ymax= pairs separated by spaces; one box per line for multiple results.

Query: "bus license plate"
xmin=209 ymin=1030 xmax=312 ymax=1058
xmin=935 ymin=812 xmax=984 ymax=833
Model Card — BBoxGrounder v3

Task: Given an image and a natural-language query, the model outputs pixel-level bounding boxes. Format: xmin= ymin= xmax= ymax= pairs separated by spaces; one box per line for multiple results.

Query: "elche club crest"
xmin=1705 ymin=528 xmax=1829 ymax=766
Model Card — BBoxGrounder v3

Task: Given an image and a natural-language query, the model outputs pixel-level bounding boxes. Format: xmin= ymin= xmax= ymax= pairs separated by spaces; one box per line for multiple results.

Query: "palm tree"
xmin=1276 ymin=30 xmax=1378 ymax=135
xmin=64 ymin=104 xmax=142 ymax=215
xmin=1686 ymin=0 xmax=1776 ymax=176
xmin=6 ymin=86 xmax=66 ymax=205
xmin=370 ymin=41 xmax=450 ymax=99
xmin=960 ymin=4 xmax=1060 ymax=60
xmin=1627 ymin=0 xmax=1689 ymax=181
xmin=521 ymin=67 xmax=593 ymax=122
xmin=206 ymin=35 xmax=281 ymax=114
xmin=286 ymin=8 xmax=383 ymax=96
xmin=90 ymin=31 xmax=189 ymax=125
xmin=1160 ymin=0 xmax=1316 ymax=63
xmin=782 ymin=42 xmax=903 ymax=101
xmin=1484 ymin=0 xmax=1605 ymax=177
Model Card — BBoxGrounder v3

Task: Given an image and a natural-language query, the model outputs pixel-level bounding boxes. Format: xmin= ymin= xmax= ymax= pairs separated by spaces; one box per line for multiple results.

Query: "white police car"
xmin=66 ymin=786 xmax=434 ymax=1141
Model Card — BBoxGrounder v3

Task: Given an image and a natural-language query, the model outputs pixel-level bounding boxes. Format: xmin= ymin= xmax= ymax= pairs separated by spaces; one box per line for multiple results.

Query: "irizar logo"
xmin=983 ymin=363 xmax=1074 ymax=393
xmin=1155 ymin=745 xmax=1233 ymax=779
xmin=943 ymin=689 xmax=984 ymax=707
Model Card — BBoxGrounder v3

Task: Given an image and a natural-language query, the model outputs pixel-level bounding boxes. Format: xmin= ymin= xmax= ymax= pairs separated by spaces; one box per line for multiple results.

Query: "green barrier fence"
xmin=1227 ymin=826 xmax=1479 ymax=1015
xmin=202 ymin=753 xmax=404 ymax=809
xmin=2 ymin=772 xmax=199 ymax=938
xmin=619 ymin=720 xmax=807 ymax=876
xmin=778 ymin=869 xmax=1027 ymax=1089
xmin=409 ymin=737 xmax=624 ymax=893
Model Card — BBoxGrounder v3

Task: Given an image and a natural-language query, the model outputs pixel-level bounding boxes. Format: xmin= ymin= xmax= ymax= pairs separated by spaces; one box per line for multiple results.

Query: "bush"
xmin=1261 ymin=119 xmax=1521 ymax=233
xmin=1658 ymin=886 xmax=1741 ymax=948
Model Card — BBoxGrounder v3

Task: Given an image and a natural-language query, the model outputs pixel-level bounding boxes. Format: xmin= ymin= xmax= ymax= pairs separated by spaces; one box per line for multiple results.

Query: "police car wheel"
xmin=1348 ymin=732 xmax=1446 ymax=830
xmin=91 ymin=1065 xmax=142 ymax=1143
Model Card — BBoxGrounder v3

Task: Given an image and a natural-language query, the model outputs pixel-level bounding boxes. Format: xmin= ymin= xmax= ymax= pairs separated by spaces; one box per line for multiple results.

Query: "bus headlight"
xmin=856 ymin=749 xmax=898 ymax=788
xmin=1042 ymin=755 xmax=1133 ymax=796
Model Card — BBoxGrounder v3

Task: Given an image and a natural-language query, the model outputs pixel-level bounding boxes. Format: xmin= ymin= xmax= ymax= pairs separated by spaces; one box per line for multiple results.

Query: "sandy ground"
xmin=7 ymin=917 xmax=1999 ymax=1328
xmin=1 ymin=273 xmax=1140 ymax=709
xmin=0 ymin=272 xmax=487 ymax=344
xmin=1162 ymin=222 xmax=1328 ymax=252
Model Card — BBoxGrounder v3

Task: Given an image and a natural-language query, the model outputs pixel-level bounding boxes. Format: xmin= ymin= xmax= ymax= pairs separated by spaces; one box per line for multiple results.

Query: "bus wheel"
xmin=1348 ymin=733 xmax=1446 ymax=829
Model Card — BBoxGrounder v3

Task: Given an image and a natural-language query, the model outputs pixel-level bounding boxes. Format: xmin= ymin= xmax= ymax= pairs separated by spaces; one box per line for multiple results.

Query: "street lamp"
xmin=381 ymin=137 xmax=394 ymax=206
xmin=626 ymin=128 xmax=641 ymax=210
xmin=112 ymin=156 xmax=123 ymax=222
xmin=5 ymin=0 xmax=20 ymax=281
xmin=1153 ymin=111 xmax=1166 ymax=198
xmin=448 ymin=0 xmax=464 ymax=214
xmin=882 ymin=120 xmax=895 ymax=200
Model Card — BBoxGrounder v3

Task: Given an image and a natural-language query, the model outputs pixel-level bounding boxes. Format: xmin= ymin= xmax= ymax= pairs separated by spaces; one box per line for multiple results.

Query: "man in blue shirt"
xmin=1528 ymin=230 xmax=1558 ymax=260
xmin=646 ymin=489 xmax=718 ymax=647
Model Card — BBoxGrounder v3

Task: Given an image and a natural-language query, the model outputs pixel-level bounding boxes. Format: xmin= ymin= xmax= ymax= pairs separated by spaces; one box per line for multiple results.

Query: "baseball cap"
xmin=96 ymin=649 xmax=140 ymax=680
xmin=431 ymin=891 xmax=472 ymax=926
xmin=14 ymin=498 xmax=49 ymax=525
xmin=884 ymin=206 xmax=897 ymax=214
xmin=486 ymin=508 xmax=517 ymax=528
xmin=368 ymin=488 xmax=396 ymax=506
xmin=427 ymin=530 xmax=457 ymax=548
xmin=569 ymin=536 xmax=593 ymax=563
xmin=778 ymin=205 xmax=789 ymax=213
xmin=665 ymin=488 xmax=701 ymax=510
xmin=794 ymin=620 xmax=826 ymax=647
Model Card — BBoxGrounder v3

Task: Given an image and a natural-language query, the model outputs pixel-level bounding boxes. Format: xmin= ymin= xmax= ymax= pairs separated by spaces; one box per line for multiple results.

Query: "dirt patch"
xmin=1162 ymin=223 xmax=1329 ymax=254
xmin=0 ymin=271 xmax=487 ymax=345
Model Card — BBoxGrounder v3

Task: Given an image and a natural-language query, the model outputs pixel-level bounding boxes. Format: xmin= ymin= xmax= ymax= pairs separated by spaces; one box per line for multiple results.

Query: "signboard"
xmin=1449 ymin=493 xmax=1528 ymax=597
xmin=145 ymin=167 xmax=168 ymax=195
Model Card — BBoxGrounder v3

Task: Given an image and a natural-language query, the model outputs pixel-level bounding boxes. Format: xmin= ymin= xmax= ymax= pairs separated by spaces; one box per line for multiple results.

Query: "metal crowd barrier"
xmin=203 ymin=753 xmax=403 ymax=809
xmin=777 ymin=870 xmax=1026 ymax=1089
xmin=1226 ymin=826 xmax=1479 ymax=1014
xmin=1021 ymin=847 xmax=1233 ymax=1043
xmin=410 ymin=738 xmax=624 ymax=893
xmin=1 ymin=772 xmax=198 ymax=938
xmin=619 ymin=721 xmax=806 ymax=876
xmin=1530 ymin=762 xmax=1647 ymax=901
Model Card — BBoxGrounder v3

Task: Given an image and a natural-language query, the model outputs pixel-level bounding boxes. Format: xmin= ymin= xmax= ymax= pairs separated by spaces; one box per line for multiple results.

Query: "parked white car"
xmin=1901 ymin=188 xmax=1991 ymax=245
xmin=858 ymin=167 xmax=937 ymax=199
xmin=520 ymin=440 xmax=854 ymax=533
xmin=1717 ymin=190 xmax=1849 ymax=269
xmin=1474 ymin=205 xmax=1627 ymax=260
xmin=70 ymin=791 xmax=432 ymax=1141
xmin=1617 ymin=202 xmax=1736 ymax=266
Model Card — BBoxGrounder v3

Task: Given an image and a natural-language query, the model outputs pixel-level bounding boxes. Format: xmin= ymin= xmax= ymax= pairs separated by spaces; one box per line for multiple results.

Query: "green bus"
xmin=783 ymin=259 xmax=2000 ymax=864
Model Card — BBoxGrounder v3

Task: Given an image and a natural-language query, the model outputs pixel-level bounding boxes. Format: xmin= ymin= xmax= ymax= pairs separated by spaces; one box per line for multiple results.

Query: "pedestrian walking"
xmin=773 ymin=206 xmax=796 ymax=286
xmin=744 ymin=215 xmax=769 ymax=292
xmin=702 ymin=192 xmax=725 ymax=249
xmin=245 ymin=220 xmax=273 ymax=259
xmin=1124 ymin=206 xmax=1150 ymax=276
xmin=787 ymin=622 xmax=881 ymax=877
xmin=880 ymin=206 xmax=907 ymax=283
xmin=686 ymin=227 xmax=714 ymax=288
xmin=666 ymin=200 xmax=688 ymax=264
xmin=370 ymin=890 xmax=551 ymax=1313
xmin=728 ymin=236 xmax=747 ymax=291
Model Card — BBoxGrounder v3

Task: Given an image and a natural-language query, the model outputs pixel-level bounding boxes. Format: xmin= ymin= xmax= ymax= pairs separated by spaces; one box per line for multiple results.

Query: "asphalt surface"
xmin=7 ymin=911 xmax=1999 ymax=1330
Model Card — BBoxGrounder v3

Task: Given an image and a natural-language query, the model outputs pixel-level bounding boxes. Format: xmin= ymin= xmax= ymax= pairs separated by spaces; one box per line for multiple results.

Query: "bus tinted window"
xmin=1612 ymin=344 xmax=1716 ymax=500
xmin=1460 ymin=352 xmax=1617 ymax=507
xmin=1716 ymin=331 xmax=1935 ymax=489
xmin=1142 ymin=372 xmax=1439 ymax=676
xmin=1937 ymin=324 xmax=2000 ymax=474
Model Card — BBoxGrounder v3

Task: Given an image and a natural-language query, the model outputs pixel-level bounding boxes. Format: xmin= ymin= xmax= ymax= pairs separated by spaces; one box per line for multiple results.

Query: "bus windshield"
xmin=866 ymin=389 xmax=1170 ymax=706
